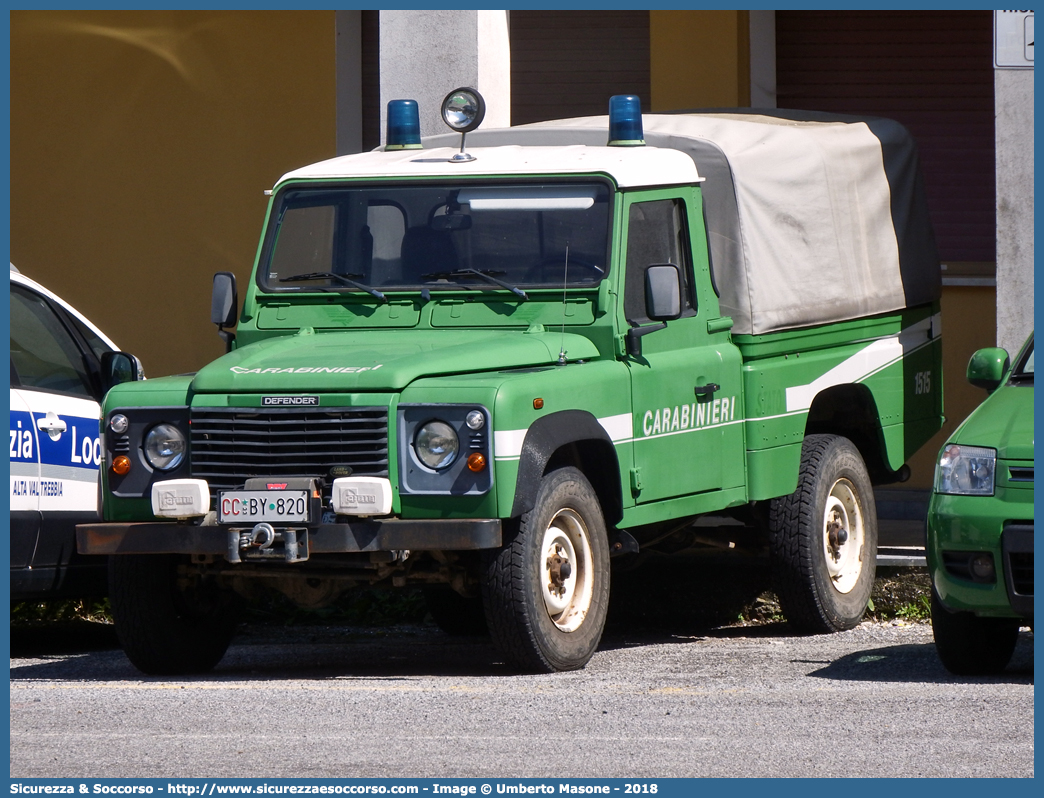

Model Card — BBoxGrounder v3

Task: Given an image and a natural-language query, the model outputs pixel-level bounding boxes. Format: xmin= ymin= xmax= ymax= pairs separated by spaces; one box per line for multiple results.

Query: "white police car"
xmin=10 ymin=264 xmax=142 ymax=599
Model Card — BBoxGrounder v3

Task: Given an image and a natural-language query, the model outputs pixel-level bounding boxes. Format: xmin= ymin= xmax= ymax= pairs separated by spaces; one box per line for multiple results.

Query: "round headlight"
xmin=466 ymin=410 xmax=485 ymax=430
xmin=441 ymin=87 xmax=486 ymax=133
xmin=144 ymin=423 xmax=186 ymax=471
xmin=109 ymin=414 xmax=129 ymax=434
xmin=414 ymin=421 xmax=459 ymax=470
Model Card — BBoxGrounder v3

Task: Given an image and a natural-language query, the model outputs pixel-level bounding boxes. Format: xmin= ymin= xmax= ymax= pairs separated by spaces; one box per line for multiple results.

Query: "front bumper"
xmin=927 ymin=487 xmax=1033 ymax=620
xmin=77 ymin=518 xmax=502 ymax=560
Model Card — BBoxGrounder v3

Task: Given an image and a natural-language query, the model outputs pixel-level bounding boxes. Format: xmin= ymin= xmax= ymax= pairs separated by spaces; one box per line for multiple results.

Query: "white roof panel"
xmin=277 ymin=145 xmax=702 ymax=189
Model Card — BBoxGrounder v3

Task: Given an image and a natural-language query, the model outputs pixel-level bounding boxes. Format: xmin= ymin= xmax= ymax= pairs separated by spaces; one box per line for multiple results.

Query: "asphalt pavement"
xmin=9 ymin=617 xmax=1034 ymax=779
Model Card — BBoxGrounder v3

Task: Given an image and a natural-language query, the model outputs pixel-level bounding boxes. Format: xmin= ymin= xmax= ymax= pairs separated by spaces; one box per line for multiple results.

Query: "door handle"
xmin=37 ymin=412 xmax=67 ymax=436
xmin=694 ymin=383 xmax=720 ymax=396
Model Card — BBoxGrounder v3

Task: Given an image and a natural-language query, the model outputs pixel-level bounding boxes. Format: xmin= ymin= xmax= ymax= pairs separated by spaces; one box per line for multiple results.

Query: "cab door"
xmin=622 ymin=192 xmax=741 ymax=504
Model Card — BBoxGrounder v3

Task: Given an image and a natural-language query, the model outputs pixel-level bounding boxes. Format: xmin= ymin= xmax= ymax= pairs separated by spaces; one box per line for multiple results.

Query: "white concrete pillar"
xmin=995 ymin=68 xmax=1034 ymax=354
xmin=379 ymin=10 xmax=511 ymax=143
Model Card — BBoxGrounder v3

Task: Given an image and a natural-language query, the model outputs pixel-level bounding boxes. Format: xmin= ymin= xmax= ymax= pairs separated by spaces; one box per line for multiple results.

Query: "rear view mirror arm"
xmin=625 ymin=321 xmax=667 ymax=357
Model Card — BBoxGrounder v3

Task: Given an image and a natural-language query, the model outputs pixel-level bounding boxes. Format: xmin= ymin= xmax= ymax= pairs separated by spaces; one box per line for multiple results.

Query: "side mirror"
xmin=211 ymin=271 xmax=238 ymax=352
xmin=967 ymin=347 xmax=1009 ymax=392
xmin=626 ymin=264 xmax=682 ymax=357
xmin=645 ymin=264 xmax=682 ymax=321
xmin=211 ymin=271 xmax=238 ymax=327
xmin=100 ymin=351 xmax=144 ymax=393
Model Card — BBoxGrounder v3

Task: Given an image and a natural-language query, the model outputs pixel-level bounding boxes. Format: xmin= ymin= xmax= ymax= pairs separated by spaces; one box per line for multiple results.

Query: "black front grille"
xmin=1008 ymin=466 xmax=1034 ymax=483
xmin=190 ymin=407 xmax=389 ymax=493
xmin=1007 ymin=552 xmax=1034 ymax=596
xmin=1001 ymin=524 xmax=1033 ymax=616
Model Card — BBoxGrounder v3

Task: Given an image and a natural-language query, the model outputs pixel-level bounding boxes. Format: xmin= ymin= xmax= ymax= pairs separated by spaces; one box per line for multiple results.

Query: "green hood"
xmin=190 ymin=328 xmax=600 ymax=394
xmin=953 ymin=381 xmax=1034 ymax=462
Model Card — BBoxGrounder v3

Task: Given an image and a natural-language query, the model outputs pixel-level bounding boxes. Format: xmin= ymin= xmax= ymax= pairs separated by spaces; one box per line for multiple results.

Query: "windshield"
xmin=260 ymin=182 xmax=612 ymax=294
xmin=1011 ymin=335 xmax=1034 ymax=382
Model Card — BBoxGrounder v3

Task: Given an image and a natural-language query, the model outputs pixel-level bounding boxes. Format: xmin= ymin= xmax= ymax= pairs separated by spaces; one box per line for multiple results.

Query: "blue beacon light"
xmin=607 ymin=95 xmax=645 ymax=147
xmin=385 ymin=99 xmax=422 ymax=150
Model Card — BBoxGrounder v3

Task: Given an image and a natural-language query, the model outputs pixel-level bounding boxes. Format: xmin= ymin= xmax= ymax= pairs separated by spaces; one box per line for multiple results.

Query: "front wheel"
xmin=930 ymin=590 xmax=1020 ymax=675
xmin=768 ymin=434 xmax=877 ymax=633
xmin=109 ymin=554 xmax=238 ymax=675
xmin=481 ymin=467 xmax=610 ymax=672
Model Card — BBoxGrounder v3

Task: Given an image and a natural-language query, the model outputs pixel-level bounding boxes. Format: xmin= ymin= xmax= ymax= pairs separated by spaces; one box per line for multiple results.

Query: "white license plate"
xmin=218 ymin=490 xmax=310 ymax=523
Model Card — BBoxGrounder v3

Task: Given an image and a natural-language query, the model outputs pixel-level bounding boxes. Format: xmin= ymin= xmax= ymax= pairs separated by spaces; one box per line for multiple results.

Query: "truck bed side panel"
xmin=740 ymin=306 xmax=942 ymax=500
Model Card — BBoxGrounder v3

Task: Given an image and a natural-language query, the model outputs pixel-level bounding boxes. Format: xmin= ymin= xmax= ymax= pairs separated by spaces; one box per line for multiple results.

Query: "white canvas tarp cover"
xmin=425 ymin=110 xmax=940 ymax=336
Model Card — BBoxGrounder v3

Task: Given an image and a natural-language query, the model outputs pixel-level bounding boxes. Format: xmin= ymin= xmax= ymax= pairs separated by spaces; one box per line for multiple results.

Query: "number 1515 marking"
xmin=914 ymin=371 xmax=932 ymax=395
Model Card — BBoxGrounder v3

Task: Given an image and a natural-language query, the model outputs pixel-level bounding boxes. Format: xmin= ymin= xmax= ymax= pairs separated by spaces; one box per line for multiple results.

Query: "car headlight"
xmin=144 ymin=423 xmax=187 ymax=471
xmin=935 ymin=444 xmax=996 ymax=496
xmin=414 ymin=421 xmax=459 ymax=470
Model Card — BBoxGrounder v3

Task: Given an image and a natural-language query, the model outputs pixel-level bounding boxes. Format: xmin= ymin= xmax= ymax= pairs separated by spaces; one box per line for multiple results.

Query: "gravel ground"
xmin=12 ymin=563 xmax=1032 ymax=778
xmin=10 ymin=618 xmax=1033 ymax=779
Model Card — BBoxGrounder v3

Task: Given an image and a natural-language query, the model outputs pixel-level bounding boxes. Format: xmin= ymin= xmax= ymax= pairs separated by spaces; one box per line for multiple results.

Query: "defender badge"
xmin=262 ymin=396 xmax=319 ymax=406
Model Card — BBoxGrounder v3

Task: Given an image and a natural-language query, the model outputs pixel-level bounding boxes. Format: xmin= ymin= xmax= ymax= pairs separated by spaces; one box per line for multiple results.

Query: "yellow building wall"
xmin=10 ymin=10 xmax=336 ymax=377
xmin=649 ymin=10 xmax=750 ymax=110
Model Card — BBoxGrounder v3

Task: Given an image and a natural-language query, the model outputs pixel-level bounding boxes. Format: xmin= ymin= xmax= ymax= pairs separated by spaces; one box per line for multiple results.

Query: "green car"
xmin=927 ymin=332 xmax=1034 ymax=675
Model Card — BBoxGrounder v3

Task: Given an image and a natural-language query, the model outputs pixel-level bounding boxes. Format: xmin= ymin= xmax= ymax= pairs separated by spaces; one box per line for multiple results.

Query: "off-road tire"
xmin=481 ymin=467 xmax=610 ymax=672
xmin=109 ymin=554 xmax=238 ymax=675
xmin=769 ymin=434 xmax=877 ymax=633
xmin=930 ymin=590 xmax=1020 ymax=675
xmin=423 ymin=586 xmax=489 ymax=637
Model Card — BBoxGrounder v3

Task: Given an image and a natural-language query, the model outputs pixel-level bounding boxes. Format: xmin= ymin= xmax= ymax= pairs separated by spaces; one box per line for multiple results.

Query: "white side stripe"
xmin=494 ymin=412 xmax=632 ymax=460
xmin=786 ymin=337 xmax=902 ymax=412
xmin=785 ymin=316 xmax=938 ymax=413
xmin=493 ymin=428 xmax=529 ymax=459
xmin=598 ymin=413 xmax=633 ymax=442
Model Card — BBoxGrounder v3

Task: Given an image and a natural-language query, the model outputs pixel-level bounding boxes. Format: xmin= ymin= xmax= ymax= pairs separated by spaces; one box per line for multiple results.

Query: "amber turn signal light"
xmin=111 ymin=455 xmax=131 ymax=476
xmin=466 ymin=453 xmax=487 ymax=472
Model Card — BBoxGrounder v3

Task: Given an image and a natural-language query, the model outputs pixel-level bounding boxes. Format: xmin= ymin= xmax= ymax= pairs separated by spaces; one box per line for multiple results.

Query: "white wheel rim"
xmin=540 ymin=509 xmax=594 ymax=632
xmin=821 ymin=478 xmax=864 ymax=594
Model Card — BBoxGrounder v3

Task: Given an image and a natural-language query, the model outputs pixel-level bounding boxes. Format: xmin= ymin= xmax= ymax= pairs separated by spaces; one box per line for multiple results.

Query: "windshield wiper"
xmin=421 ymin=269 xmax=528 ymax=300
xmin=279 ymin=271 xmax=387 ymax=303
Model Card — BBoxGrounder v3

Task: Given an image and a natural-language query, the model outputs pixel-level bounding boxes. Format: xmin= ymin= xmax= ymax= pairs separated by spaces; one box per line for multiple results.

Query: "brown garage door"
xmin=510 ymin=11 xmax=650 ymax=126
xmin=777 ymin=10 xmax=995 ymax=264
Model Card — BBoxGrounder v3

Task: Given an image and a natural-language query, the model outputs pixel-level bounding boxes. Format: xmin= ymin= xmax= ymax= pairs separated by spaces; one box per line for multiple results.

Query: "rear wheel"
xmin=109 ymin=554 xmax=238 ymax=675
xmin=482 ymin=467 xmax=610 ymax=672
xmin=930 ymin=590 xmax=1020 ymax=675
xmin=769 ymin=434 xmax=877 ymax=633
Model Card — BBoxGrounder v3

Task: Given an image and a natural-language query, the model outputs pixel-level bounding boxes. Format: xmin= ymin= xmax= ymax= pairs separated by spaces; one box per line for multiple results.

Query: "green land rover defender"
xmin=79 ymin=92 xmax=944 ymax=674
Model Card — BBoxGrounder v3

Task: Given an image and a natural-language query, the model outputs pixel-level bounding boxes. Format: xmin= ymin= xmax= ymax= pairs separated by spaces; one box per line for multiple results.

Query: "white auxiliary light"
xmin=151 ymin=479 xmax=210 ymax=519
xmin=331 ymin=477 xmax=393 ymax=517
